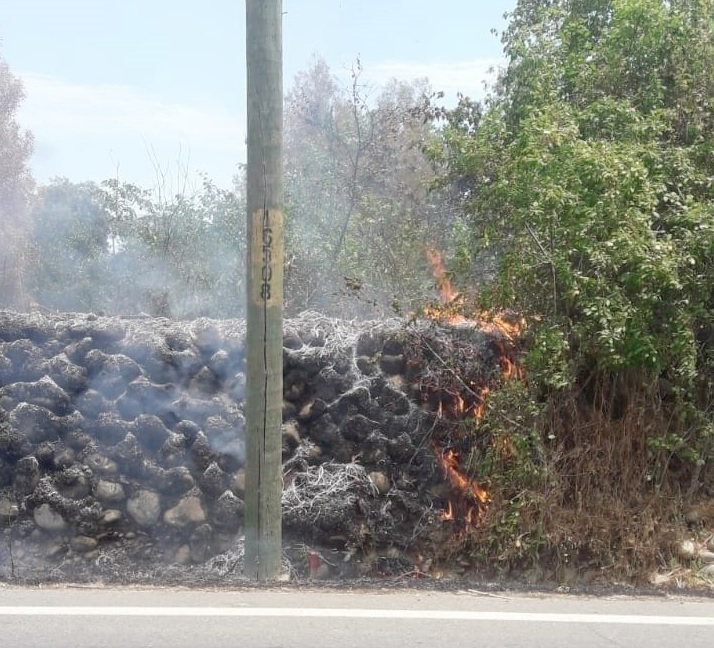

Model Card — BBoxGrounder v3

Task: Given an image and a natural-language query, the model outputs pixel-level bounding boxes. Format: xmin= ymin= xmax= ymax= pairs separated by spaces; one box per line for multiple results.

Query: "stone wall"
xmin=0 ymin=310 xmax=511 ymax=580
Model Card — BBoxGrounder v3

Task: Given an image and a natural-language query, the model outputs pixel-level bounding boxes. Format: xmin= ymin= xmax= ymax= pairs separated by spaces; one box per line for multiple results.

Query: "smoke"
xmin=0 ymin=53 xmax=35 ymax=310
xmin=28 ymin=175 xmax=246 ymax=319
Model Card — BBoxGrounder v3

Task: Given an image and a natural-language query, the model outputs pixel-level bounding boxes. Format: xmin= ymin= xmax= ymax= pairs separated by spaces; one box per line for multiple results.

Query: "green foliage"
xmin=30 ymin=179 xmax=111 ymax=311
xmin=439 ymin=1 xmax=714 ymax=442
xmin=432 ymin=0 xmax=714 ymax=520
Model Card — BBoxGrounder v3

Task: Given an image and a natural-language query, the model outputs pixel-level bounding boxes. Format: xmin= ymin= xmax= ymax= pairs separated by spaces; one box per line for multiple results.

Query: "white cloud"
xmin=21 ymin=73 xmax=244 ymax=147
xmin=17 ymin=74 xmax=245 ymax=188
xmin=359 ymin=58 xmax=504 ymax=102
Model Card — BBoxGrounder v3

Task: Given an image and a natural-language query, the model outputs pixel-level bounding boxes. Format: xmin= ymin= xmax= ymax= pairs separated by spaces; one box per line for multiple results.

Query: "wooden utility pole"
xmin=244 ymin=0 xmax=284 ymax=581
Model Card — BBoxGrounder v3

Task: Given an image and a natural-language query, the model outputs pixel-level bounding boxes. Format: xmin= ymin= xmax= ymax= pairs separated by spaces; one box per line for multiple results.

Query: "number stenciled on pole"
xmin=261 ymin=209 xmax=273 ymax=301
xmin=252 ymin=208 xmax=282 ymax=307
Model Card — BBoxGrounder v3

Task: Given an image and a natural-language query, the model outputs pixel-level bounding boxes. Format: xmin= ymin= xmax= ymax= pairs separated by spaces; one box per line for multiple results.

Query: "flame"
xmin=433 ymin=445 xmax=490 ymax=528
xmin=422 ymin=248 xmax=526 ymax=528
xmin=425 ymin=248 xmax=458 ymax=305
xmin=439 ymin=500 xmax=455 ymax=521
xmin=437 ymin=449 xmax=490 ymax=505
xmin=424 ymin=248 xmax=468 ymax=325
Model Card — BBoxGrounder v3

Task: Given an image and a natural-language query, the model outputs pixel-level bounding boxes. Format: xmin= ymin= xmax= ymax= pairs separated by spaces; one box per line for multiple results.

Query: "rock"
xmin=697 ymin=550 xmax=714 ymax=564
xmin=85 ymin=453 xmax=119 ymax=476
xmin=46 ymin=543 xmax=67 ymax=559
xmin=54 ymin=465 xmax=91 ymax=499
xmin=73 ymin=389 xmax=111 ymax=419
xmin=340 ymin=414 xmax=375 ymax=443
xmin=386 ymin=374 xmax=406 ymax=393
xmin=14 ymin=455 xmax=41 ymax=494
xmin=211 ymin=490 xmax=243 ymax=532
xmin=94 ymin=413 xmax=133 ymax=445
xmin=112 ymin=432 xmax=145 ymax=473
xmin=9 ymin=403 xmax=64 ymax=443
xmin=47 ymin=353 xmax=88 ymax=394
xmin=379 ymin=354 xmax=405 ymax=376
xmin=34 ymin=503 xmax=68 ymax=532
xmin=298 ymin=398 xmax=327 ymax=422
xmin=282 ymin=421 xmax=301 ymax=458
xmin=189 ymin=431 xmax=214 ymax=472
xmin=684 ymin=506 xmax=703 ymax=526
xmin=126 ymin=489 xmax=162 ymax=527
xmin=356 ymin=331 xmax=384 ymax=357
xmin=649 ymin=572 xmax=673 ymax=586
xmin=174 ymin=544 xmax=192 ymax=565
xmin=189 ymin=366 xmax=219 ymax=396
xmin=709 ymin=537 xmax=714 ymax=553
xmin=164 ymin=466 xmax=196 ymax=495
xmin=0 ymin=422 xmax=32 ymax=459
xmin=191 ymin=321 xmax=222 ymax=356
xmin=678 ymin=539 xmax=697 ymax=560
xmin=95 ymin=480 xmax=126 ymax=503
xmin=134 ymin=414 xmax=171 ymax=452
xmin=207 ymin=349 xmax=232 ymax=380
xmin=70 ymin=535 xmax=98 ymax=553
xmin=159 ymin=432 xmax=187 ymax=465
xmin=0 ymin=375 xmax=72 ymax=416
xmin=356 ymin=356 xmax=378 ymax=375
xmin=52 ymin=447 xmax=76 ymax=470
xmin=34 ymin=442 xmax=56 ymax=468
xmin=229 ymin=373 xmax=246 ymax=401
xmin=64 ymin=336 xmax=93 ymax=364
xmin=200 ymin=462 xmax=229 ymax=496
xmin=203 ymin=416 xmax=245 ymax=468
xmin=699 ymin=563 xmax=714 ymax=578
xmin=377 ymin=384 xmax=411 ymax=415
xmin=174 ymin=420 xmax=200 ymax=444
xmin=189 ymin=523 xmax=213 ymax=562
xmin=368 ymin=471 xmax=391 ymax=494
xmin=163 ymin=494 xmax=206 ymax=528
xmin=65 ymin=429 xmax=93 ymax=451
xmin=0 ymin=455 xmax=12 ymax=488
xmin=101 ymin=509 xmax=123 ymax=525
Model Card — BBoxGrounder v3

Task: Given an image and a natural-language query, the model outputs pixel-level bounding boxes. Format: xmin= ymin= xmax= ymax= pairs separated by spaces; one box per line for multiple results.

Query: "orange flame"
xmin=439 ymin=500 xmax=455 ymax=521
xmin=425 ymin=248 xmax=458 ymax=305
xmin=437 ymin=449 xmax=490 ymax=505
xmin=423 ymin=248 xmax=526 ymax=528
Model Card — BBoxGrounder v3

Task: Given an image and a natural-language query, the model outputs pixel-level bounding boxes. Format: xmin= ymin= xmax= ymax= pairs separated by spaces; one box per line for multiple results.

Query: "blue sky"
xmin=1 ymin=0 xmax=515 ymax=190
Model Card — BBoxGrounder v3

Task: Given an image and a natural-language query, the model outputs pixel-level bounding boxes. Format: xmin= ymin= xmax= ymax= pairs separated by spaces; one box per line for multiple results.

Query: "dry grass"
xmin=450 ymin=373 xmax=711 ymax=583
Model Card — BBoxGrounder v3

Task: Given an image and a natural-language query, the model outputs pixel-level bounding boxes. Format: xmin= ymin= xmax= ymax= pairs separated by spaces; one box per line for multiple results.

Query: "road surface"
xmin=0 ymin=585 xmax=712 ymax=647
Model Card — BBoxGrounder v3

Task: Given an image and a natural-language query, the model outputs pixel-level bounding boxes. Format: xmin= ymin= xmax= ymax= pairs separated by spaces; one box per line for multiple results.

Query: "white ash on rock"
xmin=0 ymin=309 xmax=517 ymax=582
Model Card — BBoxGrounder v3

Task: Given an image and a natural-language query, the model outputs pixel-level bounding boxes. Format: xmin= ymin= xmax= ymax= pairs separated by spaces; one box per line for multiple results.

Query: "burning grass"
xmin=409 ymin=249 xmax=713 ymax=586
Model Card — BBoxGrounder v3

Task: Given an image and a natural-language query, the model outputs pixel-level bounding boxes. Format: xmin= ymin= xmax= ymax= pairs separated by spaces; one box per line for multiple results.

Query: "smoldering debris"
xmin=0 ymin=309 xmax=519 ymax=583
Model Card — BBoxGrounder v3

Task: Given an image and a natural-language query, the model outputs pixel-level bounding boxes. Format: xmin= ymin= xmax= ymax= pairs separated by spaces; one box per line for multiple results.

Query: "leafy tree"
xmin=284 ymin=58 xmax=459 ymax=316
xmin=434 ymin=0 xmax=714 ymax=569
xmin=0 ymin=49 xmax=34 ymax=308
xmin=444 ymin=0 xmax=714 ymax=408
xmin=29 ymin=179 xmax=111 ymax=312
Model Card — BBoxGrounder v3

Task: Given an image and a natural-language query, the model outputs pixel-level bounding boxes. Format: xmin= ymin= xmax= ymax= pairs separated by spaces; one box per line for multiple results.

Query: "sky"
xmin=1 ymin=0 xmax=516 ymax=191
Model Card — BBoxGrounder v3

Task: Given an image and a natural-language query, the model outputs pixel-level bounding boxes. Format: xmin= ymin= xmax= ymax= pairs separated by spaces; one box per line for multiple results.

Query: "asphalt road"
xmin=1 ymin=585 xmax=713 ymax=648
